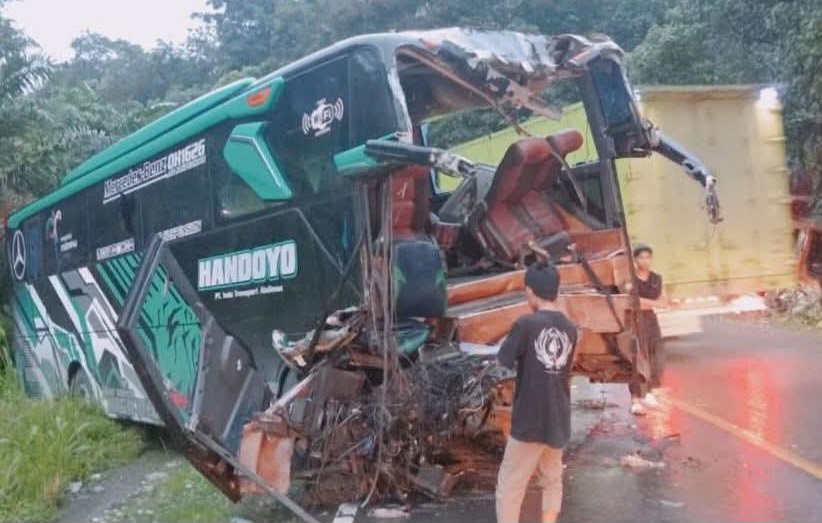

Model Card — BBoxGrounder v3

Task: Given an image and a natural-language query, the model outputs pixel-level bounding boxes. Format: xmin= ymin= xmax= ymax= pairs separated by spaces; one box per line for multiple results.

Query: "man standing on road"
xmin=629 ymin=243 xmax=669 ymax=416
xmin=495 ymin=263 xmax=578 ymax=523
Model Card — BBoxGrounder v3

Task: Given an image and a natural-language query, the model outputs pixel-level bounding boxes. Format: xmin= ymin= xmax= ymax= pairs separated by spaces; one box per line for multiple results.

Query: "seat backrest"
xmin=388 ymin=166 xmax=448 ymax=318
xmin=391 ymin=165 xmax=431 ymax=241
xmin=485 ymin=139 xmax=553 ymax=208
xmin=477 ymin=129 xmax=584 ymax=262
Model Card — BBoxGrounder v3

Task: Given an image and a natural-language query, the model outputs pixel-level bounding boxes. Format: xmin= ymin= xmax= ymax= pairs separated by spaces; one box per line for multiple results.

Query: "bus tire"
xmin=69 ymin=368 xmax=94 ymax=400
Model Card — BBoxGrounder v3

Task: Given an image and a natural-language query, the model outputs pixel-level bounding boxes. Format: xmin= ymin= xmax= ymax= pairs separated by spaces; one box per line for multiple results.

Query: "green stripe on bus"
xmin=114 ymin=256 xmax=137 ymax=282
xmin=123 ymin=253 xmax=140 ymax=271
xmin=61 ymin=79 xmax=255 ymax=185
xmin=12 ymin=301 xmax=37 ymax=339
xmin=106 ymin=259 xmax=132 ymax=293
xmin=13 ymin=285 xmax=40 ymax=338
xmin=96 ymin=264 xmax=124 ymax=305
xmin=8 ymin=77 xmax=284 ymax=229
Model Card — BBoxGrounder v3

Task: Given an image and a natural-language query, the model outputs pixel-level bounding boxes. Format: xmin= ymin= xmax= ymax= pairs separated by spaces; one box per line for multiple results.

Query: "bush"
xmin=0 ymin=336 xmax=144 ymax=522
xmin=766 ymin=287 xmax=822 ymax=329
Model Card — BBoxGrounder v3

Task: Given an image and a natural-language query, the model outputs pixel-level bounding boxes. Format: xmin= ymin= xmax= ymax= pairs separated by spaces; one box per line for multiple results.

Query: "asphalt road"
xmin=357 ymin=318 xmax=822 ymax=523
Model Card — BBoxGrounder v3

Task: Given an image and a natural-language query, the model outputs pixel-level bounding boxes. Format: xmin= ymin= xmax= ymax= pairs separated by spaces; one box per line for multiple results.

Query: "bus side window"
xmin=216 ymin=177 xmax=269 ymax=219
xmin=210 ymin=124 xmax=283 ymax=222
xmin=265 ymin=55 xmax=351 ymax=198
xmin=212 ymin=47 xmax=397 ymax=222
xmin=42 ymin=192 xmax=90 ymax=276
xmin=349 ymin=48 xmax=398 ymax=146
xmin=21 ymin=217 xmax=43 ymax=282
xmin=140 ymin=159 xmax=212 ymax=242
xmin=264 ymin=48 xmax=398 ymax=198
xmin=91 ymin=191 xmax=141 ymax=262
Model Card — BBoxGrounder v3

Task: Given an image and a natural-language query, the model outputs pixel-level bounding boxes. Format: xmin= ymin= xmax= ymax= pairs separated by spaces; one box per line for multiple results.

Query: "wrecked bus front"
xmin=448 ymin=85 xmax=797 ymax=303
xmin=110 ymin=28 xmax=722 ymax=517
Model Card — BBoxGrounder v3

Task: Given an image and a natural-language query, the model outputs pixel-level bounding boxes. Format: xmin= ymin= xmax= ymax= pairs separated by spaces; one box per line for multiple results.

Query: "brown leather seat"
xmin=391 ymin=165 xmax=431 ymax=241
xmin=390 ymin=165 xmax=460 ymax=250
xmin=477 ymin=130 xmax=584 ymax=262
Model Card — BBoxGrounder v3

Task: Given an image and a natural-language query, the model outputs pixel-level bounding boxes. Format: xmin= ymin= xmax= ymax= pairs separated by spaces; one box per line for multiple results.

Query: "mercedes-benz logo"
xmin=11 ymin=230 xmax=26 ymax=281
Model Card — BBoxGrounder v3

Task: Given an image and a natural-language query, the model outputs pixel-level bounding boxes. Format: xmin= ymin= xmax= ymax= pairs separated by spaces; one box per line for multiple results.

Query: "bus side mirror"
xmin=333 ymin=143 xmax=386 ymax=178
xmin=332 ymin=134 xmax=403 ymax=178
xmin=223 ymin=122 xmax=293 ymax=200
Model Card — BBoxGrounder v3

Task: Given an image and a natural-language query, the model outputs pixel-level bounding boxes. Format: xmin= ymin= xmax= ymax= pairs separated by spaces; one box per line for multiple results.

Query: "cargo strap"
xmin=576 ymin=250 xmax=625 ymax=355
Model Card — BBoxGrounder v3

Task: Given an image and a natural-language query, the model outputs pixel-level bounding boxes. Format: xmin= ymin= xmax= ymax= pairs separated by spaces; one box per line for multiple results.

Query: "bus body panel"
xmin=5 ymin=45 xmax=395 ymax=422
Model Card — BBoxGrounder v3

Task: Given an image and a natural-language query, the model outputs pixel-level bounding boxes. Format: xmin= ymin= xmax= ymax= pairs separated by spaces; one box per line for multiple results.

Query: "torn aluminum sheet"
xmin=397 ymin=29 xmax=623 ymax=120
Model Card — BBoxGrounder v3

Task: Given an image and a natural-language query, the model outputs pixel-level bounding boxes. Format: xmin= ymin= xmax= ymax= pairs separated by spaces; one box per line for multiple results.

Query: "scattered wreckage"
xmin=112 ymin=29 xmax=722 ymax=521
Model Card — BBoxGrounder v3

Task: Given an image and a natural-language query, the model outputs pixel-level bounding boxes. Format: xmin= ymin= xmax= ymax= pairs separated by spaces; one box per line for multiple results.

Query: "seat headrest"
xmin=391 ymin=165 xmax=431 ymax=239
xmin=488 ymin=139 xmax=551 ymax=204
xmin=546 ymin=129 xmax=585 ymax=158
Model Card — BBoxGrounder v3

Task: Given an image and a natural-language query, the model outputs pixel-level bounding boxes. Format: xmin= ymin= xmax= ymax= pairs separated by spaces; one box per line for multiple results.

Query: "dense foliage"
xmin=630 ymin=0 xmax=822 ymax=212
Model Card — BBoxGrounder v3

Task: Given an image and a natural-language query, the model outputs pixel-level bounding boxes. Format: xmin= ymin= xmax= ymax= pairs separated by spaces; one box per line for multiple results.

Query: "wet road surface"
xmin=356 ymin=319 xmax=822 ymax=523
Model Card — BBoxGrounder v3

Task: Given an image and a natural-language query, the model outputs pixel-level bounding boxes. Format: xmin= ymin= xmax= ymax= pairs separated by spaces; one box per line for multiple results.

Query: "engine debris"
xmin=240 ymin=313 xmax=517 ymax=506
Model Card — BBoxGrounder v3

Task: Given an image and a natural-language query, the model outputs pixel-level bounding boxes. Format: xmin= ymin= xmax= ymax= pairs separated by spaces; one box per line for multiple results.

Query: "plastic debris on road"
xmin=620 ymin=452 xmax=666 ymax=469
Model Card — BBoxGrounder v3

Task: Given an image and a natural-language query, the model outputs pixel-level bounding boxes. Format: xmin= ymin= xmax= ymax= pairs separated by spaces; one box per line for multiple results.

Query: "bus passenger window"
xmin=349 ymin=49 xmax=398 ymax=146
xmin=265 ymin=49 xmax=397 ymax=198
xmin=266 ymin=55 xmax=350 ymax=197
xmin=211 ymin=128 xmax=283 ymax=221
xmin=42 ymin=193 xmax=90 ymax=275
xmin=92 ymin=192 xmax=140 ymax=261
xmin=217 ymin=180 xmax=269 ymax=219
xmin=140 ymin=164 xmax=211 ymax=241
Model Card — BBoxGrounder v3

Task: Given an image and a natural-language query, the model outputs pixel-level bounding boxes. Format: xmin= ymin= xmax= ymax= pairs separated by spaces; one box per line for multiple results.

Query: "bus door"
xmin=116 ymin=235 xmax=317 ymax=522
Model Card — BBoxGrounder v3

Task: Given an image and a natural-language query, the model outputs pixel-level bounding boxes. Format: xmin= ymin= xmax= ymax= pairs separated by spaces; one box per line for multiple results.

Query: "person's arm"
xmin=640 ymin=295 xmax=668 ymax=310
xmin=640 ymin=280 xmax=669 ymax=310
xmin=496 ymin=319 xmax=524 ymax=370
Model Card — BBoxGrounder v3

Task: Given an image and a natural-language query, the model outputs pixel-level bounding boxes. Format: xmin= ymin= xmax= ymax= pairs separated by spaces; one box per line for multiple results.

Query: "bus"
xmin=5 ymin=28 xmax=722 ymax=507
xmin=3 ymin=65 xmax=378 ymax=423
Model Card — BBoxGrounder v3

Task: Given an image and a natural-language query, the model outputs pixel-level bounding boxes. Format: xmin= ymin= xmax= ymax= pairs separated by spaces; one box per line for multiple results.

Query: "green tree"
xmin=194 ymin=0 xmax=674 ymax=74
xmin=0 ymin=9 xmax=51 ymax=199
xmin=195 ymin=0 xmax=277 ymax=70
xmin=775 ymin=1 xmax=822 ymax=211
xmin=0 ymin=27 xmax=131 ymax=201
xmin=63 ymin=33 xmax=173 ymax=106
xmin=629 ymin=0 xmax=822 ymax=211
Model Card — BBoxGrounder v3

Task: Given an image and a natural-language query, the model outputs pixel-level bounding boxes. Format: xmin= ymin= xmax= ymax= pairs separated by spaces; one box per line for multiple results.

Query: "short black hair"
xmin=525 ymin=262 xmax=560 ymax=301
xmin=632 ymin=243 xmax=653 ymax=257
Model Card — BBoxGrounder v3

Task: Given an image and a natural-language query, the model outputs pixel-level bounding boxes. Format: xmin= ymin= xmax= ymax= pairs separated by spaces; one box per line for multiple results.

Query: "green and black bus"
xmin=4 ymin=41 xmax=401 ymax=422
xmin=5 ymin=28 xmax=719 ymax=435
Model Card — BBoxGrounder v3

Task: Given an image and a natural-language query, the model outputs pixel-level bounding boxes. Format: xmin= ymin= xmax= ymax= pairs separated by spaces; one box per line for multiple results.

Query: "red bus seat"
xmin=476 ymin=130 xmax=583 ymax=262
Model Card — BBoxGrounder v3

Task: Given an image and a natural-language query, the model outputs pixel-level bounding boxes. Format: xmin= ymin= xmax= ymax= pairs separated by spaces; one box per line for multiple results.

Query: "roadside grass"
xmin=0 ymin=345 xmax=144 ymax=522
xmin=107 ymin=463 xmax=236 ymax=523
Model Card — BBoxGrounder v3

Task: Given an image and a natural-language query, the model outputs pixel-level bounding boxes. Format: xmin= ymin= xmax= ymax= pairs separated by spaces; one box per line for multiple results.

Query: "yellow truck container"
xmin=445 ymin=85 xmax=796 ymax=301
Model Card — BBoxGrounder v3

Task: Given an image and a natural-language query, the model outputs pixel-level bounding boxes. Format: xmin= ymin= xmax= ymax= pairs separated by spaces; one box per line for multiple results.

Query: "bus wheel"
xmin=69 ymin=368 xmax=94 ymax=399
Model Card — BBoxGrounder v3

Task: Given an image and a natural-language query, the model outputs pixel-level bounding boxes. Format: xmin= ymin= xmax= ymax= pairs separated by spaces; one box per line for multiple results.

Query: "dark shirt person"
xmin=495 ymin=263 xmax=578 ymax=523
xmin=629 ymin=243 xmax=668 ymax=415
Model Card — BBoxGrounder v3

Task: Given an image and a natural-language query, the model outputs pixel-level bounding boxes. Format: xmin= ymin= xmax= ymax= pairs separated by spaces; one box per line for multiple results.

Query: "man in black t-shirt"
xmin=495 ymin=263 xmax=578 ymax=523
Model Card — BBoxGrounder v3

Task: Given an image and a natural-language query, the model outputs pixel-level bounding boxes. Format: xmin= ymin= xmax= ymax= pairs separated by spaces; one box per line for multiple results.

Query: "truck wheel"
xmin=69 ymin=369 xmax=94 ymax=399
